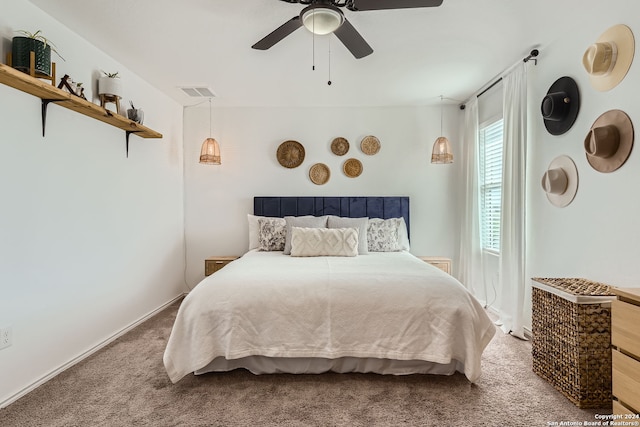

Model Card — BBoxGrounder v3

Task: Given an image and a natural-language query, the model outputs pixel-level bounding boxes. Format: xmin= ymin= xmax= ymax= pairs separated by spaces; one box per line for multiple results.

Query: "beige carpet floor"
xmin=0 ymin=298 xmax=610 ymax=426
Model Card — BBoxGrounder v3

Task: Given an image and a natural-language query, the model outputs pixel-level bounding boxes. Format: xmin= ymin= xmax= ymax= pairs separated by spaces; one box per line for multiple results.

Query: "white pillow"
xmin=397 ymin=217 xmax=410 ymax=251
xmin=327 ymin=216 xmax=369 ymax=255
xmin=367 ymin=217 xmax=410 ymax=252
xmin=257 ymin=217 xmax=287 ymax=251
xmin=290 ymin=227 xmax=359 ymax=257
xmin=247 ymin=214 xmax=265 ymax=250
xmin=283 ymin=215 xmax=328 ymax=255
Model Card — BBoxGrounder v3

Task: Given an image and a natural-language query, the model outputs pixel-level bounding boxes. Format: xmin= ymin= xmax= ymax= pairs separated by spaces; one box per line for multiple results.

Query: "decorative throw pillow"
xmin=327 ymin=216 xmax=369 ymax=255
xmin=283 ymin=215 xmax=328 ymax=255
xmin=257 ymin=217 xmax=286 ymax=251
xmin=367 ymin=218 xmax=403 ymax=252
xmin=290 ymin=227 xmax=359 ymax=257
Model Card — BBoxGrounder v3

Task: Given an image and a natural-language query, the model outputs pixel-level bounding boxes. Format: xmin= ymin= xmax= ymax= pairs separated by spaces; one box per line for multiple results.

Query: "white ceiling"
xmin=28 ymin=0 xmax=584 ymax=107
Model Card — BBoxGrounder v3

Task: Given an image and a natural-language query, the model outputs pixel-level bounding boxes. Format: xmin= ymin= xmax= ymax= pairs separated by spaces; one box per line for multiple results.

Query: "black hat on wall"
xmin=541 ymin=76 xmax=581 ymax=136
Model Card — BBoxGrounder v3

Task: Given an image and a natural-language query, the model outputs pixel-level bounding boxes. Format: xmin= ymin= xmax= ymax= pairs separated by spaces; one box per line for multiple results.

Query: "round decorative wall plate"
xmin=360 ymin=135 xmax=380 ymax=155
xmin=343 ymin=158 xmax=363 ymax=178
xmin=309 ymin=163 xmax=330 ymax=185
xmin=331 ymin=137 xmax=350 ymax=156
xmin=277 ymin=140 xmax=305 ymax=168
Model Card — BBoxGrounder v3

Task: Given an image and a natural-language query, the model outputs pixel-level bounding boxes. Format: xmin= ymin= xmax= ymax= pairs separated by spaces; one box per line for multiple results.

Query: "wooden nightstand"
xmin=205 ymin=256 xmax=239 ymax=276
xmin=417 ymin=256 xmax=452 ymax=275
xmin=611 ymin=287 xmax=640 ymax=416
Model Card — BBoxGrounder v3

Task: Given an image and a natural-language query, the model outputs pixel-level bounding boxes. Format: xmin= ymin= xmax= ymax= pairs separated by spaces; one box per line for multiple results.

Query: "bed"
xmin=164 ymin=197 xmax=496 ymax=384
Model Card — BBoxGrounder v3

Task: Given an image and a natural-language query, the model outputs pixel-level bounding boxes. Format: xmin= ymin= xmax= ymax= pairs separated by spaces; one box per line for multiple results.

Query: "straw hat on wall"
xmin=582 ymin=24 xmax=635 ymax=91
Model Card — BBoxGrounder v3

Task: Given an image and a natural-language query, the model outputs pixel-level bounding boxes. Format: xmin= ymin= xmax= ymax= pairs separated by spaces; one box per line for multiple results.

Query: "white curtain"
xmin=497 ymin=62 xmax=527 ymax=339
xmin=457 ymin=98 xmax=485 ymax=297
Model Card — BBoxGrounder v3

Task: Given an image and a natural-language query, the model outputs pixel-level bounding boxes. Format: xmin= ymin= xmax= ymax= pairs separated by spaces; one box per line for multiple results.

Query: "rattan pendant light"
xmin=431 ymin=96 xmax=453 ymax=164
xmin=199 ymin=98 xmax=221 ymax=165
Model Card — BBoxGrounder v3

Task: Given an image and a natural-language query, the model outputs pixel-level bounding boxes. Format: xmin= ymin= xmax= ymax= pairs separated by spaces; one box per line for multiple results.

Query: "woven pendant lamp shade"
xmin=200 ymin=137 xmax=221 ymax=165
xmin=431 ymin=95 xmax=453 ymax=164
xmin=431 ymin=137 xmax=453 ymax=164
xmin=199 ymin=97 xmax=221 ymax=165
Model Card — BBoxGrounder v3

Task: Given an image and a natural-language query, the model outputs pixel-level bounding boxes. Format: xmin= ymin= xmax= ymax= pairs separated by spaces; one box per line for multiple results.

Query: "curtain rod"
xmin=459 ymin=49 xmax=539 ymax=110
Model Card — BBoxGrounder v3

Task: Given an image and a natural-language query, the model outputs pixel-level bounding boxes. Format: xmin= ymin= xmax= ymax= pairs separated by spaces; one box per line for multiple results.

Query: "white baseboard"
xmin=0 ymin=293 xmax=185 ymax=410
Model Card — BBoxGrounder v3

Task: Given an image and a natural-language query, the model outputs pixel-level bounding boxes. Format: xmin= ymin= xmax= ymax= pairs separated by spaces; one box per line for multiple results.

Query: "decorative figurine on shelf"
xmin=58 ymin=74 xmax=86 ymax=99
xmin=75 ymin=82 xmax=86 ymax=100
xmin=127 ymin=101 xmax=144 ymax=124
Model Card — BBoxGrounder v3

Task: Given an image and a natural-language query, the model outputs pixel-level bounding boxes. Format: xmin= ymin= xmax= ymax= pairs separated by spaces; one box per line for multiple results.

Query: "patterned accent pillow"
xmin=367 ymin=218 xmax=403 ymax=252
xmin=290 ymin=227 xmax=359 ymax=257
xmin=257 ymin=217 xmax=286 ymax=251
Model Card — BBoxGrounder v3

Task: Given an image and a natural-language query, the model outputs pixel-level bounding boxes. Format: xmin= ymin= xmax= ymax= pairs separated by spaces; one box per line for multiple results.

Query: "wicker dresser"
xmin=611 ymin=287 xmax=640 ymax=416
xmin=531 ymin=277 xmax=615 ymax=408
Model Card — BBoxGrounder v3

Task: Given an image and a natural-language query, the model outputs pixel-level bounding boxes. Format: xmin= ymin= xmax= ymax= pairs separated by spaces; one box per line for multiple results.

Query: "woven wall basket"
xmin=331 ymin=137 xmax=349 ymax=156
xmin=309 ymin=163 xmax=330 ymax=185
xmin=360 ymin=135 xmax=380 ymax=155
xmin=343 ymin=158 xmax=363 ymax=178
xmin=277 ymin=140 xmax=305 ymax=169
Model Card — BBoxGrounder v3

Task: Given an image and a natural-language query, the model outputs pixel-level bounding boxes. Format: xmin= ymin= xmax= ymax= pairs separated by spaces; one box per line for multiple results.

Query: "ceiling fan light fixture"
xmin=301 ymin=6 xmax=344 ymax=35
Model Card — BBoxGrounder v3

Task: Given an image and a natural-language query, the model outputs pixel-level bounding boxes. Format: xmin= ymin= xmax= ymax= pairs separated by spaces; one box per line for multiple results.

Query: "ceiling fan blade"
xmin=350 ymin=0 xmax=443 ymax=11
xmin=252 ymin=16 xmax=303 ymax=50
xmin=333 ymin=18 xmax=373 ymax=59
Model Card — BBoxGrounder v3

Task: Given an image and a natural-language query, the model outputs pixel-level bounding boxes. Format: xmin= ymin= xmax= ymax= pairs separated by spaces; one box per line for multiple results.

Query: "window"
xmin=479 ymin=119 xmax=503 ymax=253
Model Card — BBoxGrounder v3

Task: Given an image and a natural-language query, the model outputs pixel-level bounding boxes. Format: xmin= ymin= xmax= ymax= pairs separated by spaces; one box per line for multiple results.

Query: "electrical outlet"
xmin=0 ymin=326 xmax=12 ymax=350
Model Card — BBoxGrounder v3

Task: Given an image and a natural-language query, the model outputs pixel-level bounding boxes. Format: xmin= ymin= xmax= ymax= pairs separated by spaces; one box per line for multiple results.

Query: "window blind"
xmin=479 ymin=119 xmax=504 ymax=253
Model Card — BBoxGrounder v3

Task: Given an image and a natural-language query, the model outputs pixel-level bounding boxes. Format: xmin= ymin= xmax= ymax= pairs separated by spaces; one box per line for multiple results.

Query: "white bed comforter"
xmin=164 ymin=250 xmax=496 ymax=383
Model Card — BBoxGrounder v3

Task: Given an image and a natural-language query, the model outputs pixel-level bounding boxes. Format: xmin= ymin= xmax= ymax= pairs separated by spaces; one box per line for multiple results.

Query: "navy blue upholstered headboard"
xmin=254 ymin=197 xmax=410 ymax=238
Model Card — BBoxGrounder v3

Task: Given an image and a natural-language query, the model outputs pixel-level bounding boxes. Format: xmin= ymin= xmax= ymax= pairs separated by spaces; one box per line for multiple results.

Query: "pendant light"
xmin=431 ymin=95 xmax=453 ymax=164
xmin=199 ymin=98 xmax=221 ymax=165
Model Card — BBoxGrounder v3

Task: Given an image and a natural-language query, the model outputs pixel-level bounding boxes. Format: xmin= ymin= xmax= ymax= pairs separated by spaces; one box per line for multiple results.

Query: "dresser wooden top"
xmin=612 ymin=287 xmax=640 ymax=304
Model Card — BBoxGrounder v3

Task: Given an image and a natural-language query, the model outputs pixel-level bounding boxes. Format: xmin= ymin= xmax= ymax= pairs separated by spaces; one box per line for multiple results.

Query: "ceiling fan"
xmin=251 ymin=0 xmax=443 ymax=59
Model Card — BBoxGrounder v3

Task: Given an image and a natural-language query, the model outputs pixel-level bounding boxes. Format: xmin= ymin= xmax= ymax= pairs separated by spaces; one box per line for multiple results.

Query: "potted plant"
xmin=11 ymin=30 xmax=65 ymax=77
xmin=127 ymin=101 xmax=144 ymax=124
xmin=98 ymin=70 xmax=122 ymax=98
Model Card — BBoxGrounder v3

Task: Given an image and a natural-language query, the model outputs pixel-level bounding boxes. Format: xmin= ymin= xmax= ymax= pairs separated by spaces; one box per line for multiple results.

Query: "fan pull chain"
xmin=312 ymin=13 xmax=315 ymax=71
xmin=328 ymin=38 xmax=332 ymax=86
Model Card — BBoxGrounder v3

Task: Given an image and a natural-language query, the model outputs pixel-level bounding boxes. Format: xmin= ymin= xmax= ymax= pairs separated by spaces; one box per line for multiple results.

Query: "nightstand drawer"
xmin=417 ymin=256 xmax=451 ymax=275
xmin=613 ymin=349 xmax=640 ymax=412
xmin=613 ymin=400 xmax=639 ymax=417
xmin=205 ymin=256 xmax=239 ymax=276
xmin=612 ymin=299 xmax=640 ymax=357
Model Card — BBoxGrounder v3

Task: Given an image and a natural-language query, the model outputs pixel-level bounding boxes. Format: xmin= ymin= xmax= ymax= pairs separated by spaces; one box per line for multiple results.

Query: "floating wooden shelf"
xmin=0 ymin=62 xmax=162 ymax=157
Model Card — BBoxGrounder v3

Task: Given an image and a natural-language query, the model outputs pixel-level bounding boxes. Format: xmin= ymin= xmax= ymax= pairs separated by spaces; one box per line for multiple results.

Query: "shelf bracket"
xmin=125 ymin=131 xmax=142 ymax=158
xmin=41 ymin=99 xmax=59 ymax=137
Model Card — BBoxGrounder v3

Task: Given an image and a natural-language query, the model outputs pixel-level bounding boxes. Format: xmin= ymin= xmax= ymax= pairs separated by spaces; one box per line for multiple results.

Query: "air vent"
xmin=179 ymin=87 xmax=216 ymax=97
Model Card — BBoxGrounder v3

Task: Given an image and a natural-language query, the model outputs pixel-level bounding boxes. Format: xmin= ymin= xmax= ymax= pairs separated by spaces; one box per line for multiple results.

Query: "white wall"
xmin=0 ymin=0 xmax=185 ymax=406
xmin=183 ymin=105 xmax=462 ymax=288
xmin=525 ymin=2 xmax=640 ymax=326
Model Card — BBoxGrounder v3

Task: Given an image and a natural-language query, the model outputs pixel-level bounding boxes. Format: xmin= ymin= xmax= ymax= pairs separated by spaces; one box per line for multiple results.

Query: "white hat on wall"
xmin=541 ymin=155 xmax=579 ymax=208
